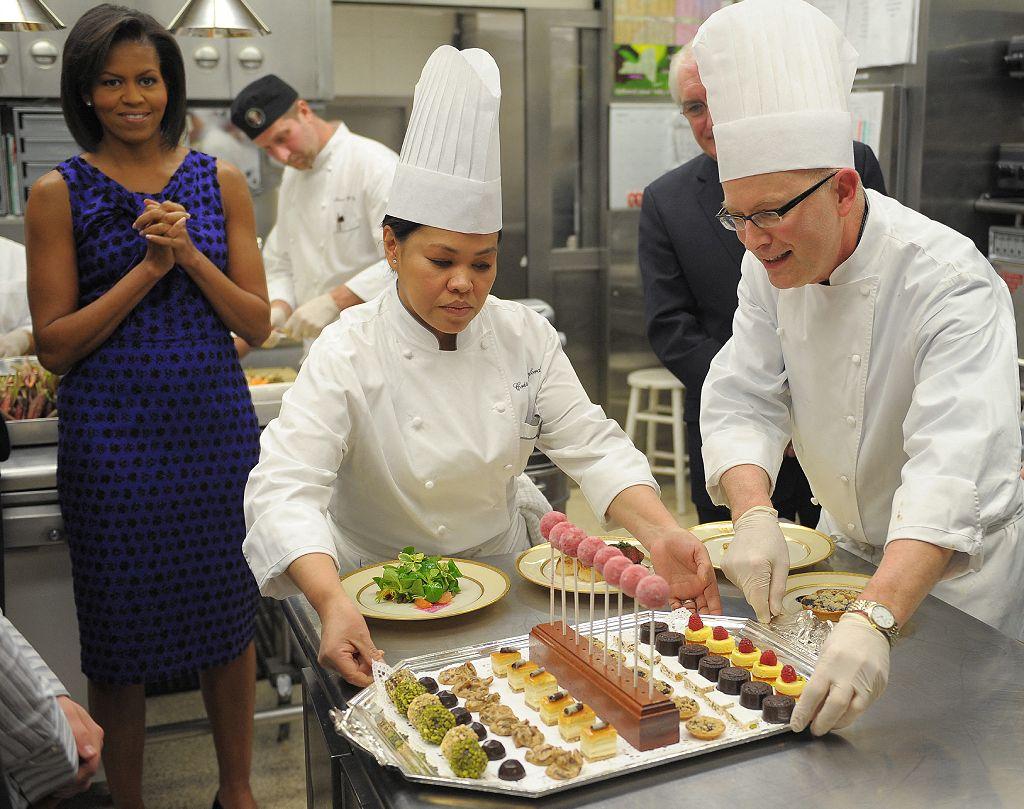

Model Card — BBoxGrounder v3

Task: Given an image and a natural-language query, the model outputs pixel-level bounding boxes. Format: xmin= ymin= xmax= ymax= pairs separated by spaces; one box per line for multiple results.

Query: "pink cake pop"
xmin=577 ymin=537 xmax=605 ymax=661
xmin=548 ymin=520 xmax=573 ymax=550
xmin=592 ymin=545 xmax=623 ymax=666
xmin=602 ymin=555 xmax=633 ymax=678
xmin=618 ymin=564 xmax=650 ymax=689
xmin=540 ymin=511 xmax=568 ymax=539
xmin=559 ymin=526 xmax=587 ymax=557
xmin=635 ymin=574 xmax=670 ymax=698
xmin=559 ymin=526 xmax=588 ymax=646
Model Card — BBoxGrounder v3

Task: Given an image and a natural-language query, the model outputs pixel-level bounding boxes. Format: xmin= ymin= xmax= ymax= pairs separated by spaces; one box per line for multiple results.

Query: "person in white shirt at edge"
xmin=243 ymin=45 xmax=722 ymax=687
xmin=229 ymin=74 xmax=397 ymax=354
xmin=693 ymin=0 xmax=1024 ymax=737
xmin=0 ymin=237 xmax=35 ymax=357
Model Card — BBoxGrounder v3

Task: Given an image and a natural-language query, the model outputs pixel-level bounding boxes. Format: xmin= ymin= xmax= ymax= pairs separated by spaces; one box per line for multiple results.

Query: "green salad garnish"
xmin=372 ymin=547 xmax=464 ymax=604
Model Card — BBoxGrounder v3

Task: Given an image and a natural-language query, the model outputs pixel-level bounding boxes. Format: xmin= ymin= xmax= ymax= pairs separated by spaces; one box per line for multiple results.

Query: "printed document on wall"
xmin=845 ymin=0 xmax=919 ymax=68
xmin=848 ymin=91 xmax=885 ymax=157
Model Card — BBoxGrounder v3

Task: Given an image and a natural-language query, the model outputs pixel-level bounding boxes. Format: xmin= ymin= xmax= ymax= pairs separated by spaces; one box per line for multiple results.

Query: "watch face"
xmin=871 ymin=605 xmax=896 ymax=630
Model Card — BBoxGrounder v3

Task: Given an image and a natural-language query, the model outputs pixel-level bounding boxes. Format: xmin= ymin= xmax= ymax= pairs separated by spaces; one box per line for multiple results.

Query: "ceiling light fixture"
xmin=168 ymin=0 xmax=270 ymax=38
xmin=0 ymin=0 xmax=64 ymax=32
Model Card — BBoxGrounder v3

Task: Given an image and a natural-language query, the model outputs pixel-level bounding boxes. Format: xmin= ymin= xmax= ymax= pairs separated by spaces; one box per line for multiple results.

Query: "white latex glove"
xmin=260 ymin=303 xmax=290 ymax=349
xmin=721 ymin=505 xmax=789 ymax=622
xmin=284 ymin=293 xmax=340 ymax=340
xmin=791 ymin=612 xmax=890 ymax=735
xmin=0 ymin=327 xmax=30 ymax=357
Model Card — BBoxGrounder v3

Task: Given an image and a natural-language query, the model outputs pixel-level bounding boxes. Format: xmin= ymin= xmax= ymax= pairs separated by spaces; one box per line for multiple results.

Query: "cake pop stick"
xmin=619 ymin=564 xmax=651 ymax=690
xmin=548 ymin=521 xmax=573 ymax=636
xmin=593 ymin=545 xmax=624 ymax=672
xmin=602 ymin=555 xmax=632 ymax=679
xmin=577 ymin=537 xmax=604 ymax=662
xmin=540 ymin=512 xmax=568 ymax=627
xmin=636 ymin=574 xmax=670 ymax=699
xmin=560 ymin=526 xmax=587 ymax=646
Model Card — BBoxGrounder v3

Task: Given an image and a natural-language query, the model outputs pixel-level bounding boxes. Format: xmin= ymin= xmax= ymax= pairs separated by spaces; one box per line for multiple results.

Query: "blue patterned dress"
xmin=55 ymin=151 xmax=259 ymax=685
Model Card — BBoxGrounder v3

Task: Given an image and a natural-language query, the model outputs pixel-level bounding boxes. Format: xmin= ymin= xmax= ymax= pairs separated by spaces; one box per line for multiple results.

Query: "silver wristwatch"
xmin=846 ymin=599 xmax=900 ymax=647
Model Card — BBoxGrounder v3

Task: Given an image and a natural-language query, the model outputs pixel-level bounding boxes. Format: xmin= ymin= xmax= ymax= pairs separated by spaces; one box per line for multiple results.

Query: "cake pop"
xmin=560 ymin=526 xmax=588 ymax=646
xmin=618 ymin=564 xmax=651 ymax=689
xmin=548 ymin=521 xmax=575 ymax=635
xmin=592 ymin=544 xmax=624 ymax=669
xmin=540 ymin=511 xmax=568 ymax=539
xmin=636 ymin=574 xmax=670 ymax=698
xmin=541 ymin=512 xmax=567 ymax=626
xmin=577 ymin=537 xmax=605 ymax=660
xmin=601 ymin=555 xmax=633 ymax=678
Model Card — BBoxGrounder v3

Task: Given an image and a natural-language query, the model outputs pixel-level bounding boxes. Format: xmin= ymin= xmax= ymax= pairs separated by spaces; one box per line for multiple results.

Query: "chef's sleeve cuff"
xmin=578 ymin=452 xmax=659 ymax=528
xmin=702 ymin=427 xmax=781 ymax=506
xmin=886 ymin=475 xmax=983 ymax=556
xmin=243 ymin=505 xmax=340 ymax=599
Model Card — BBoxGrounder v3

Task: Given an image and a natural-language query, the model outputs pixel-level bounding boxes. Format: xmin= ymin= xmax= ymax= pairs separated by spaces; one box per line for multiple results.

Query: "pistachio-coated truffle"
xmin=447 ymin=737 xmax=488 ymax=778
xmin=415 ymin=703 xmax=456 ymax=744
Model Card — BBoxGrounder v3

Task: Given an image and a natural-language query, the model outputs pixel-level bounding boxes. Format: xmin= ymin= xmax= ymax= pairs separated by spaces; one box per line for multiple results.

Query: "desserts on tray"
xmin=654 ymin=631 xmax=684 ymax=656
xmin=546 ymin=749 xmax=585 ymax=780
xmin=436 ymin=690 xmax=458 ymax=709
xmin=679 ymin=643 xmax=710 ymax=670
xmin=469 ymin=721 xmax=487 ymax=741
xmin=438 ymin=661 xmax=476 ymax=686
xmin=706 ymin=626 xmax=735 ymax=657
xmin=490 ymin=647 xmax=522 ymax=676
xmin=685 ymin=715 xmax=726 ymax=740
xmin=525 ymin=742 xmax=565 ymax=766
xmin=387 ymin=670 xmax=428 ymax=715
xmin=752 ymin=650 xmax=783 ymax=683
xmin=507 ymin=660 xmax=540 ymax=692
xmin=761 ymin=694 xmax=796 ymax=724
xmin=499 ymin=759 xmax=527 ymax=781
xmin=415 ymin=703 xmax=457 ymax=744
xmin=730 ymin=637 xmax=760 ymax=669
xmin=481 ymin=739 xmax=506 ymax=761
xmin=540 ymin=690 xmax=575 ymax=726
xmin=717 ymin=666 xmax=752 ymax=696
xmin=524 ymin=667 xmax=559 ymax=709
xmin=450 ymin=706 xmax=472 ymax=726
xmin=406 ymin=692 xmax=441 ymax=724
xmin=558 ymin=702 xmax=597 ymax=741
xmin=446 ymin=736 xmax=488 ymax=778
xmin=697 ymin=654 xmax=729 ymax=683
xmin=464 ymin=691 xmax=500 ymax=712
xmin=418 ymin=676 xmax=439 ymax=694
xmin=512 ymin=721 xmax=545 ymax=749
xmin=638 ymin=621 xmax=669 ymax=645
xmin=441 ymin=725 xmax=479 ymax=758
xmin=684 ymin=614 xmax=712 ymax=644
xmin=773 ymin=665 xmax=806 ymax=698
xmin=580 ymin=720 xmax=618 ymax=761
xmin=673 ymin=695 xmax=700 ymax=720
xmin=739 ymin=681 xmax=773 ymax=711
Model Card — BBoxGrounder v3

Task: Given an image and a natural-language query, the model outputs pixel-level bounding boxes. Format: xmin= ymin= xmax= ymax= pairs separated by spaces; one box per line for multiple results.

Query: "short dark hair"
xmin=382 ymin=214 xmax=503 ymax=243
xmin=60 ymin=4 xmax=187 ymax=151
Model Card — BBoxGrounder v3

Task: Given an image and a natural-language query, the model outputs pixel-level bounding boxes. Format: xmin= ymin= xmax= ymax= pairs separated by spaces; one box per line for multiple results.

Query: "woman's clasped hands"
xmin=133 ymin=198 xmax=200 ymax=274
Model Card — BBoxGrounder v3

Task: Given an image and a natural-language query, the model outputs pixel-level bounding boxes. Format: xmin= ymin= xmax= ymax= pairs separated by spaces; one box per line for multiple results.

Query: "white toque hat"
xmin=386 ymin=45 xmax=502 ymax=233
xmin=693 ymin=0 xmax=858 ymax=182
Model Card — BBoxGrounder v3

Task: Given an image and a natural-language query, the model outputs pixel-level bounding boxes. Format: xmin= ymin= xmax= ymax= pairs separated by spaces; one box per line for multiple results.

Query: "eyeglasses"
xmin=716 ymin=171 xmax=839 ymax=232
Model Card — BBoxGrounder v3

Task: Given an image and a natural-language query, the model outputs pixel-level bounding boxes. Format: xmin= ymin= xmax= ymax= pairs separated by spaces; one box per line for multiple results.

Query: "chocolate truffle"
xmin=482 ymin=739 xmax=506 ymax=761
xmin=469 ymin=721 xmax=487 ymax=741
xmin=436 ymin=690 xmax=457 ymax=709
xmin=679 ymin=644 xmax=710 ymax=670
xmin=451 ymin=707 xmax=472 ymax=726
xmin=654 ymin=631 xmax=684 ymax=656
xmin=638 ymin=620 xmax=669 ymax=645
xmin=739 ymin=681 xmax=772 ymax=710
xmin=717 ymin=666 xmax=751 ymax=695
xmin=498 ymin=759 xmax=526 ymax=781
xmin=418 ymin=676 xmax=439 ymax=694
xmin=762 ymin=694 xmax=796 ymax=724
xmin=697 ymin=654 xmax=729 ymax=683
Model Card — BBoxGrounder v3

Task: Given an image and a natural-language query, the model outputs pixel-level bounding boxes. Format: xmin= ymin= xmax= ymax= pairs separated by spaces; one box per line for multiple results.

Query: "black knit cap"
xmin=230 ymin=74 xmax=299 ymax=140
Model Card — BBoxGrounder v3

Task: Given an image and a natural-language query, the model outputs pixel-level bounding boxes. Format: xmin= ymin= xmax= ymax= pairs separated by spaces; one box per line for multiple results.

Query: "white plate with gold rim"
xmin=514 ymin=537 xmax=649 ymax=594
xmin=340 ymin=559 xmax=510 ymax=621
xmin=782 ymin=571 xmax=871 ymax=616
xmin=691 ymin=522 xmax=835 ymax=571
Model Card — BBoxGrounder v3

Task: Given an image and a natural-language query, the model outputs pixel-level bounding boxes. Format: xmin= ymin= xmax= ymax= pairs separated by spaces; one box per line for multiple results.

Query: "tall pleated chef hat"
xmin=692 ymin=0 xmax=858 ymax=182
xmin=386 ymin=45 xmax=502 ymax=233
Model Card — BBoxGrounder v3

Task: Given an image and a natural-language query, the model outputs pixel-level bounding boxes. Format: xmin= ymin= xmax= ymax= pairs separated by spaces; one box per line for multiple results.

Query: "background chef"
xmin=0 ymin=236 xmax=34 ymax=357
xmin=244 ymin=44 xmax=720 ymax=687
xmin=695 ymin=0 xmax=1024 ymax=736
xmin=230 ymin=74 xmax=397 ymax=350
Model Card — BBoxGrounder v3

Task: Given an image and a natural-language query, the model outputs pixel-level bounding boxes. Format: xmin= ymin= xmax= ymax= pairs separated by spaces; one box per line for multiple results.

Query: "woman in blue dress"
xmin=26 ymin=6 xmax=270 ymax=808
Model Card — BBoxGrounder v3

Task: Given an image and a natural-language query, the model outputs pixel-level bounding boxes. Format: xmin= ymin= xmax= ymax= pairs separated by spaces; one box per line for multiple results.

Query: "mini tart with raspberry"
xmin=730 ymin=637 xmax=760 ymax=669
xmin=773 ymin=665 xmax=806 ymax=698
xmin=706 ymin=626 xmax=735 ymax=657
xmin=684 ymin=614 xmax=712 ymax=644
xmin=751 ymin=649 xmax=783 ymax=683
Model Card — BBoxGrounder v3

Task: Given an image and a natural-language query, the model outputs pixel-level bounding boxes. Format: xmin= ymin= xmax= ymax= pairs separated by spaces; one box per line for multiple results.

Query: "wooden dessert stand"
xmin=529 ymin=621 xmax=679 ymax=751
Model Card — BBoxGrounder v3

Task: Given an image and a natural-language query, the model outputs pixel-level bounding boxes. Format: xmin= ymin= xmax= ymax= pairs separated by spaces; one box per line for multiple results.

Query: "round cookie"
xmin=685 ymin=715 xmax=726 ymax=740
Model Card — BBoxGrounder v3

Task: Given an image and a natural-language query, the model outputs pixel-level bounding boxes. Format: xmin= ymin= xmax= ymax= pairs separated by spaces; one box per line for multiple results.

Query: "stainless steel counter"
xmin=286 ymin=549 xmax=1024 ymax=809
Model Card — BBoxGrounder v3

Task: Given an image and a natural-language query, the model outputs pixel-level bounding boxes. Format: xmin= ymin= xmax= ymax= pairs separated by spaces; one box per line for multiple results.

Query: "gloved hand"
xmin=791 ymin=611 xmax=890 ymax=735
xmin=0 ymin=328 xmax=31 ymax=358
xmin=284 ymin=293 xmax=341 ymax=340
xmin=721 ymin=505 xmax=789 ymax=622
xmin=260 ymin=302 xmax=290 ymax=349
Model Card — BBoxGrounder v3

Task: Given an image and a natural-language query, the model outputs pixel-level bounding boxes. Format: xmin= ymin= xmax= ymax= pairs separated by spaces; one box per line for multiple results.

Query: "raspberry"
xmin=780 ymin=665 xmax=797 ymax=683
xmin=688 ymin=615 xmax=704 ymax=631
xmin=712 ymin=626 xmax=728 ymax=641
xmin=737 ymin=638 xmax=755 ymax=654
xmin=759 ymin=649 xmax=778 ymax=666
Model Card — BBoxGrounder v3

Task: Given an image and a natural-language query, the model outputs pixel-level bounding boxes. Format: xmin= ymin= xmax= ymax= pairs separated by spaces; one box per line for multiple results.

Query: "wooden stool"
xmin=624 ymin=368 xmax=688 ymax=514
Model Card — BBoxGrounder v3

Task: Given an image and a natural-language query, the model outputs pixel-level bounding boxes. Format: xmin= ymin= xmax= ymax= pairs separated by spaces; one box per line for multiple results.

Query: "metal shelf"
xmin=976 ymin=195 xmax=1024 ymax=217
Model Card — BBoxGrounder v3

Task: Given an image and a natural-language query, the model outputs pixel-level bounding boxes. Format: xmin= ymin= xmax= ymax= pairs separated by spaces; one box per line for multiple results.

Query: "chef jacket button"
xmin=425 ymin=480 xmax=435 ymax=490
xmin=402 ymin=349 xmax=413 ymax=359
xmin=494 ymin=402 xmax=506 ymax=413
xmin=810 ymin=497 xmax=819 ymax=506
xmin=846 ymin=522 xmax=856 ymax=531
xmin=851 ymin=354 xmax=861 ymax=365
xmin=504 ymin=463 xmax=513 ymax=471
xmin=840 ymin=475 xmax=849 ymax=483
xmin=436 ymin=525 xmax=447 ymax=536
xmin=846 ymin=415 xmax=856 ymax=427
xmin=775 ymin=327 xmax=783 ymax=336
xmin=411 ymin=416 xmax=423 ymax=429
xmin=860 ymin=285 xmax=870 ymax=296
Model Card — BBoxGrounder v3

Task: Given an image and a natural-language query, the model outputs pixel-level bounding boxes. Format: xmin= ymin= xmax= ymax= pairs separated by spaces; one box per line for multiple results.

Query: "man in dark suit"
xmin=639 ymin=49 xmax=887 ymax=524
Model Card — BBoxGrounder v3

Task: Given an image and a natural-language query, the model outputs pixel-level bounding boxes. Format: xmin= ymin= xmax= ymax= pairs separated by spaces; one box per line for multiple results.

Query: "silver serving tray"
xmin=335 ymin=613 xmax=818 ymax=798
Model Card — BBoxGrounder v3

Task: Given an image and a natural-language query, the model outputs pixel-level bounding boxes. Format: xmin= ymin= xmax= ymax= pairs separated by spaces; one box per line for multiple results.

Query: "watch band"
xmin=846 ymin=599 xmax=900 ymax=647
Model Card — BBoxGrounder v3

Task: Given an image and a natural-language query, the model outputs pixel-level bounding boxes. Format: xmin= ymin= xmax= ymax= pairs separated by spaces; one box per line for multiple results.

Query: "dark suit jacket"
xmin=639 ymin=142 xmax=887 ymax=423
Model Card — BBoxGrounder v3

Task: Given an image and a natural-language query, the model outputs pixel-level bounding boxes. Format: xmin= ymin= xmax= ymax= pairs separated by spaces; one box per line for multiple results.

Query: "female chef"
xmin=243 ymin=45 xmax=720 ymax=686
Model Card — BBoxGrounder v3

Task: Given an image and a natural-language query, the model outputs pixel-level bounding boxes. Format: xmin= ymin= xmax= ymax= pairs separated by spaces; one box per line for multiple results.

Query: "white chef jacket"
xmin=244 ymin=285 xmax=658 ymax=598
xmin=701 ymin=189 xmax=1024 ymax=639
xmin=0 ymin=237 xmax=30 ymax=336
xmin=262 ymin=122 xmax=397 ymax=308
